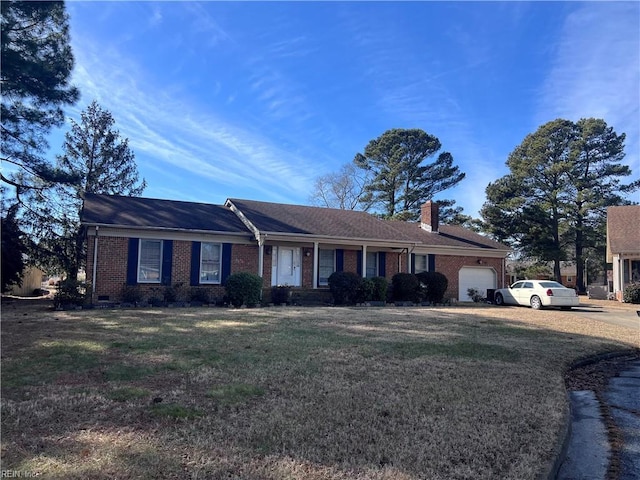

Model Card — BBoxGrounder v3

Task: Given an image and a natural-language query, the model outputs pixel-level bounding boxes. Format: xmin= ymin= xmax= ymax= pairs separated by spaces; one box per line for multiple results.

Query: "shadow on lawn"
xmin=1 ymin=304 xmax=638 ymax=479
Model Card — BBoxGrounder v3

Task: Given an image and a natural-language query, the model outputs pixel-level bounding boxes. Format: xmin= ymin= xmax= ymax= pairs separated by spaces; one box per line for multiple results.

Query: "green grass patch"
xmin=206 ymin=383 xmax=265 ymax=405
xmin=103 ymin=364 xmax=156 ymax=381
xmin=1 ymin=345 xmax=102 ymax=387
xmin=107 ymin=386 xmax=150 ymax=402
xmin=149 ymin=402 xmax=203 ymax=419
xmin=374 ymin=340 xmax=520 ymax=362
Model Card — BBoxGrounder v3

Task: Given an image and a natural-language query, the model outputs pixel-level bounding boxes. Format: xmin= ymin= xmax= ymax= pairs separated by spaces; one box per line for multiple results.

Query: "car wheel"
xmin=495 ymin=293 xmax=504 ymax=306
xmin=530 ymin=295 xmax=542 ymax=310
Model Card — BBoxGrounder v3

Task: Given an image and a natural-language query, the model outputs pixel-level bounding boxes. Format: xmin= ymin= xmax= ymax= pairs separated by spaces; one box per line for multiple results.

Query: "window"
xmin=414 ymin=255 xmax=428 ymax=274
xmin=366 ymin=252 xmax=378 ymax=278
xmin=566 ymin=276 xmax=573 ymax=282
xmin=138 ymin=239 xmax=162 ymax=283
xmin=318 ymin=249 xmax=335 ymax=286
xmin=200 ymin=242 xmax=221 ymax=283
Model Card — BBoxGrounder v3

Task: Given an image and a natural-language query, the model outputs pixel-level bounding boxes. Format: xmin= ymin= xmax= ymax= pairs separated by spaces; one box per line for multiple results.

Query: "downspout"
xmin=91 ymin=226 xmax=99 ymax=300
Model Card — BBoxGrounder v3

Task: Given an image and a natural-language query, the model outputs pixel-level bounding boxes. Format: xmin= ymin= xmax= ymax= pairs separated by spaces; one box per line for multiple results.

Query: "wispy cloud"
xmin=69 ymin=39 xmax=317 ymax=204
xmin=538 ymin=2 xmax=639 ymax=169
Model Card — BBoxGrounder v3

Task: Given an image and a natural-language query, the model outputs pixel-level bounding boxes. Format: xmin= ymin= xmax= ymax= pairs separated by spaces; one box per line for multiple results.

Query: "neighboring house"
xmin=606 ymin=205 xmax=640 ymax=301
xmin=8 ymin=265 xmax=44 ymax=296
xmin=505 ymin=261 xmax=577 ymax=288
xmin=81 ymin=194 xmax=511 ymax=304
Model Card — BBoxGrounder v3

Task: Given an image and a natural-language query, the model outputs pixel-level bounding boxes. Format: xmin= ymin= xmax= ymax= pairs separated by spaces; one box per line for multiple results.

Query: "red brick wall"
xmin=435 ymin=255 xmax=504 ymax=300
xmin=88 ymin=236 xmax=264 ymax=302
xmin=87 ymin=234 xmax=504 ymax=303
xmin=88 ymin=236 xmax=128 ymax=301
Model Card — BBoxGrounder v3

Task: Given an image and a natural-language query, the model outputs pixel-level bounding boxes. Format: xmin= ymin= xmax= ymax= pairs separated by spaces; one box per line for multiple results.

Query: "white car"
xmin=494 ymin=280 xmax=579 ymax=310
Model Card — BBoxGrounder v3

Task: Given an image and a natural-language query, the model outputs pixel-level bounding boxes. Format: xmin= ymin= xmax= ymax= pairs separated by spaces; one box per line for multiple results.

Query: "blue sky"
xmin=49 ymin=1 xmax=639 ymax=217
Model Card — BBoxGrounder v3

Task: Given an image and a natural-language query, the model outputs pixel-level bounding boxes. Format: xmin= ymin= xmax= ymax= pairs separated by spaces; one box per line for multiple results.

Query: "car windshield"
xmin=539 ymin=281 xmax=565 ymax=289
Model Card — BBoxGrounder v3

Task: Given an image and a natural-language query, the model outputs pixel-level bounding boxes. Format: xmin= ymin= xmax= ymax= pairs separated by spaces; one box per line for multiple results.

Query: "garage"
xmin=458 ymin=267 xmax=496 ymax=302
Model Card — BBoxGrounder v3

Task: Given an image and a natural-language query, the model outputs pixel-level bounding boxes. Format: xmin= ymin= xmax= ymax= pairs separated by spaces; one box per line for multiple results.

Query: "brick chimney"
xmin=421 ymin=201 xmax=439 ymax=233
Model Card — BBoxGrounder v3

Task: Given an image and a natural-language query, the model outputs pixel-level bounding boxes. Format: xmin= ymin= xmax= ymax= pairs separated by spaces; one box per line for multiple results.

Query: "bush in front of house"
xmin=391 ymin=273 xmax=421 ymax=302
xmin=328 ymin=271 xmax=362 ymax=305
xmin=121 ymin=284 xmax=143 ymax=304
xmin=225 ymin=272 xmax=263 ymax=307
xmin=417 ymin=271 xmax=449 ymax=304
xmin=189 ymin=287 xmax=211 ymax=304
xmin=53 ymin=279 xmax=87 ymax=309
xmin=370 ymin=276 xmax=389 ymax=302
xmin=623 ymin=283 xmax=640 ymax=304
xmin=271 ymin=285 xmax=292 ymax=304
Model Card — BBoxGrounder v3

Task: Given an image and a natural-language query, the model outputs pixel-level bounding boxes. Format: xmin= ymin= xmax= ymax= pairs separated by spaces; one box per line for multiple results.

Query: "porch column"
xmin=361 ymin=245 xmax=367 ymax=278
xmin=312 ymin=242 xmax=319 ymax=289
xmin=258 ymin=237 xmax=265 ymax=278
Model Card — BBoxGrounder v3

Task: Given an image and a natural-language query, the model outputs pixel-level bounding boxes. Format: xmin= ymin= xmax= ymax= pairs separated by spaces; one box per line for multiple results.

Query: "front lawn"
xmin=1 ymin=302 xmax=637 ymax=479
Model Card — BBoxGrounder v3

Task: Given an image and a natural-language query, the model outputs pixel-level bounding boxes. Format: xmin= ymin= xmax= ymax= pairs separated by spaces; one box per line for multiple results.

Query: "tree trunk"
xmin=575 ymin=213 xmax=585 ymax=293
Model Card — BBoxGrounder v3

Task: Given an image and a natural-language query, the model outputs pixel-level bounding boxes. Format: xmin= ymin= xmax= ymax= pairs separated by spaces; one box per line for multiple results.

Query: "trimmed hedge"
xmin=623 ymin=283 xmax=640 ymax=304
xmin=417 ymin=271 xmax=449 ymax=304
xmin=391 ymin=273 xmax=421 ymax=302
xmin=225 ymin=272 xmax=263 ymax=307
xmin=328 ymin=271 xmax=362 ymax=305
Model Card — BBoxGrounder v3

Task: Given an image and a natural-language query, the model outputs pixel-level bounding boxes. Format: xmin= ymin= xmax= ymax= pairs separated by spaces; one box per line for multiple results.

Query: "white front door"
xmin=271 ymin=247 xmax=301 ymax=286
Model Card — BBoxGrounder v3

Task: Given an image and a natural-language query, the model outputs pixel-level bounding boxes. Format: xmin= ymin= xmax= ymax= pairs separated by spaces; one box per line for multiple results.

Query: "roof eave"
xmin=83 ymin=222 xmax=250 ymax=237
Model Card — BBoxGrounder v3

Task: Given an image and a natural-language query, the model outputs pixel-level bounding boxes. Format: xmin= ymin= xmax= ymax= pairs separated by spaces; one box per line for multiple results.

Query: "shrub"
xmin=328 ymin=271 xmax=362 ymax=305
xmin=623 ymin=283 xmax=640 ymax=304
xmin=53 ymin=279 xmax=87 ymax=309
xmin=189 ymin=287 xmax=211 ymax=304
xmin=391 ymin=273 xmax=421 ymax=302
xmin=121 ymin=284 xmax=143 ymax=304
xmin=417 ymin=271 xmax=449 ymax=304
xmin=161 ymin=282 xmax=188 ymax=303
xmin=355 ymin=278 xmax=375 ymax=304
xmin=467 ymin=287 xmax=485 ymax=303
xmin=271 ymin=285 xmax=292 ymax=304
xmin=370 ymin=276 xmax=388 ymax=302
xmin=225 ymin=272 xmax=263 ymax=307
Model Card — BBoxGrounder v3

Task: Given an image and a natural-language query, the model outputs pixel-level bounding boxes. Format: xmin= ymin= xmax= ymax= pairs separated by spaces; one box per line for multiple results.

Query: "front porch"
xmin=612 ymin=256 xmax=640 ymax=301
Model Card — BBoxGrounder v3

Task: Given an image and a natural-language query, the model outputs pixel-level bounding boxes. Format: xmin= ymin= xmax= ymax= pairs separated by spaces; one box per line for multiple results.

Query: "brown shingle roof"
xmin=382 ymin=220 xmax=510 ymax=250
xmin=81 ymin=193 xmax=249 ymax=233
xmin=607 ymin=205 xmax=640 ymax=255
xmin=227 ymin=199 xmax=414 ymax=242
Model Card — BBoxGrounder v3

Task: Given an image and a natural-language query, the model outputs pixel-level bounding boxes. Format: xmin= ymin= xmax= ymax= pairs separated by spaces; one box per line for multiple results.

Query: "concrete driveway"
xmin=572 ymin=300 xmax=640 ymax=330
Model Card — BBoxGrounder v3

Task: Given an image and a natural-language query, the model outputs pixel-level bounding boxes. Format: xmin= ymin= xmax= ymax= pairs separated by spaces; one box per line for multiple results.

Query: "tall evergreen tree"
xmin=482 ymin=118 xmax=638 ymax=289
xmin=1 ymin=1 xmax=80 ymax=192
xmin=354 ymin=128 xmax=465 ymax=220
xmin=21 ymin=101 xmax=146 ymax=279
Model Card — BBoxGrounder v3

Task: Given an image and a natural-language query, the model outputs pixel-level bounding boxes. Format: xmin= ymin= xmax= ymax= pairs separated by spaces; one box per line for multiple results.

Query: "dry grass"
xmin=1 ymin=300 xmax=638 ymax=479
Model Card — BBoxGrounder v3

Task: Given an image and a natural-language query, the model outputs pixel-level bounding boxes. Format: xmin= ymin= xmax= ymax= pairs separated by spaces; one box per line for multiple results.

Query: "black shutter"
xmin=428 ymin=254 xmax=436 ymax=272
xmin=221 ymin=243 xmax=232 ymax=284
xmin=336 ymin=249 xmax=344 ymax=272
xmin=190 ymin=242 xmax=201 ymax=286
xmin=379 ymin=252 xmax=386 ymax=277
xmin=357 ymin=251 xmax=362 ymax=276
xmin=126 ymin=238 xmax=139 ymax=285
xmin=410 ymin=253 xmax=416 ymax=274
xmin=161 ymin=240 xmax=173 ymax=285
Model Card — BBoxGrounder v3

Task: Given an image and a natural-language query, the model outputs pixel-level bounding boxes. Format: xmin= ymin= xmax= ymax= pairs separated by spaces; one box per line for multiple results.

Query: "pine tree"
xmin=21 ymin=101 xmax=146 ymax=279
xmin=354 ymin=128 xmax=465 ymax=220
xmin=1 ymin=1 xmax=80 ymax=192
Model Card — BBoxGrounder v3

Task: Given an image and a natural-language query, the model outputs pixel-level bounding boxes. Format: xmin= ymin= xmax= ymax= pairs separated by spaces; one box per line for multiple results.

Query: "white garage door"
xmin=458 ymin=267 xmax=496 ymax=302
